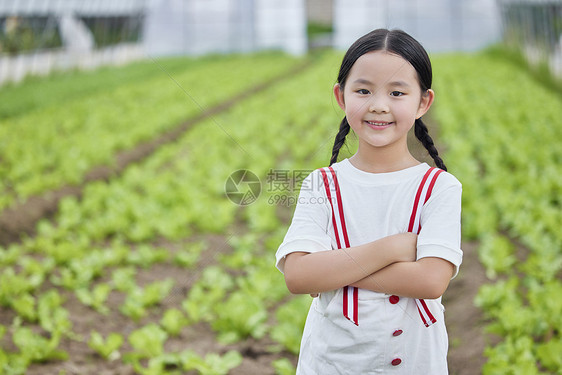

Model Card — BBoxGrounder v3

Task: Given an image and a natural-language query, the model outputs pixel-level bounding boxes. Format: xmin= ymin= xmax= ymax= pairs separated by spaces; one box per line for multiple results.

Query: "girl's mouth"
xmin=365 ymin=120 xmax=393 ymax=129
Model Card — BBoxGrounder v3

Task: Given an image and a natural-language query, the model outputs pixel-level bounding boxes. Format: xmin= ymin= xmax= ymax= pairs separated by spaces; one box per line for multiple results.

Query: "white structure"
xmin=58 ymin=12 xmax=95 ymax=52
xmin=0 ymin=0 xmax=145 ymax=15
xmin=0 ymin=0 xmax=307 ymax=85
xmin=143 ymin=0 xmax=307 ymax=56
xmin=333 ymin=0 xmax=501 ymax=53
xmin=0 ymin=0 xmax=145 ymax=85
xmin=1 ymin=0 xmax=508 ymax=86
xmin=254 ymin=0 xmax=307 ymax=55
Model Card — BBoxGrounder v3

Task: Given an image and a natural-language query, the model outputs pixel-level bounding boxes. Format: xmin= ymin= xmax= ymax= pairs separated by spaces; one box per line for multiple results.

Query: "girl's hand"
xmin=310 ymin=293 xmax=319 ymax=298
xmin=283 ymin=234 xmax=419 ymax=295
xmin=390 ymin=232 xmax=418 ymax=263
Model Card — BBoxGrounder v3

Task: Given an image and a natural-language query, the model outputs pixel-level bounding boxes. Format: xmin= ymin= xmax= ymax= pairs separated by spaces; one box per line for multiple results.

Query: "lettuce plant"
xmin=88 ymin=331 xmax=123 ymax=360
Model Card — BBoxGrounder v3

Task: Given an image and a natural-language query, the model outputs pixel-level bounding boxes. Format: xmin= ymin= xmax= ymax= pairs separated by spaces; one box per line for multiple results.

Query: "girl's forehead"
xmin=348 ymin=51 xmax=418 ymax=85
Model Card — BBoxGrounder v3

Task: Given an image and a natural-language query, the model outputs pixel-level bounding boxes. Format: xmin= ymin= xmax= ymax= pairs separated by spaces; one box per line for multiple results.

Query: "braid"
xmin=414 ymin=118 xmax=447 ymax=171
xmin=329 ymin=117 xmax=351 ymax=166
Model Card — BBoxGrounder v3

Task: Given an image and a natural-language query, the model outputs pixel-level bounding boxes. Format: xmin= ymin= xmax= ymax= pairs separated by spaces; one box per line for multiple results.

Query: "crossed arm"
xmin=283 ymin=232 xmax=455 ymax=300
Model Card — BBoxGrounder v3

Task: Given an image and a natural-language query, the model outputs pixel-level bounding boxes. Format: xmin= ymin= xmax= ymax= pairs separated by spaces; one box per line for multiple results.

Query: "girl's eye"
xmin=357 ymin=89 xmax=370 ymax=95
xmin=390 ymin=91 xmax=404 ymax=97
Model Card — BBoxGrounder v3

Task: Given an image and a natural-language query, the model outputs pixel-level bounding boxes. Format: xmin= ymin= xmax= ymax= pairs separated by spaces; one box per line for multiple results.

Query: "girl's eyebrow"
xmin=352 ymin=78 xmax=374 ymax=85
xmin=352 ymin=78 xmax=411 ymax=88
xmin=388 ymin=80 xmax=411 ymax=88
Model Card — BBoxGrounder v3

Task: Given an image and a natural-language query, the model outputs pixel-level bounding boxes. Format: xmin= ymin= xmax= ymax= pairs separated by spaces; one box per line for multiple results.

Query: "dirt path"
xmin=445 ymin=241 xmax=488 ymax=374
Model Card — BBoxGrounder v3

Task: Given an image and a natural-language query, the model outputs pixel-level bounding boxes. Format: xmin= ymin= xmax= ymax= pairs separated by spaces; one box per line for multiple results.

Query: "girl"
xmin=276 ymin=29 xmax=462 ymax=374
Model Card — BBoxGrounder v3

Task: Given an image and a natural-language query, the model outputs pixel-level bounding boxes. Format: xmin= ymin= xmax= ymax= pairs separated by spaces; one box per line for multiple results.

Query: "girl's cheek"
xmin=348 ymin=103 xmax=364 ymax=118
xmin=346 ymin=113 xmax=360 ymax=130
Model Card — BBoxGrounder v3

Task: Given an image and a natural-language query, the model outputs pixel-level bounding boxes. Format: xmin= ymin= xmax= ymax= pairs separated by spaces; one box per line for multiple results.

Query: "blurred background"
xmin=1 ymin=0 xmax=559 ymax=84
xmin=0 ymin=1 xmax=561 ymax=375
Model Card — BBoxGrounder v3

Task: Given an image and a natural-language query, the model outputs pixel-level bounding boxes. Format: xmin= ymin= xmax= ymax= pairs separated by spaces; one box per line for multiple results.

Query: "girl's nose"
xmin=368 ymin=97 xmax=389 ymax=113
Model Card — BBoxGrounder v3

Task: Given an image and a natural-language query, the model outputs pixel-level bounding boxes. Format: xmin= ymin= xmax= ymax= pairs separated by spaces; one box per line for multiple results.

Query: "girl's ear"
xmin=416 ymin=89 xmax=435 ymax=119
xmin=333 ymin=83 xmax=345 ymax=110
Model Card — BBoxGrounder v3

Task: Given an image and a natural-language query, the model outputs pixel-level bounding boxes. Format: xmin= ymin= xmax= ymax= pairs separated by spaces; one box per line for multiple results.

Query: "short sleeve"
xmin=417 ymin=173 xmax=463 ymax=278
xmin=275 ymin=170 xmax=333 ymax=273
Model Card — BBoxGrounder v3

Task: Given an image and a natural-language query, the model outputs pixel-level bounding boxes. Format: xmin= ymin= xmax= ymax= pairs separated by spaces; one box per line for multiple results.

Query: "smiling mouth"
xmin=365 ymin=121 xmax=393 ymax=126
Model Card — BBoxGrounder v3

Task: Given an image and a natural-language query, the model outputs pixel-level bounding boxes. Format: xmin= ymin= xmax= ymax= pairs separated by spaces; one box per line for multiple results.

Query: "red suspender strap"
xmin=410 ymin=167 xmax=444 ymax=327
xmin=352 ymin=286 xmax=359 ymax=324
xmin=319 ymin=167 xmax=358 ymax=326
xmin=329 ymin=167 xmax=351 ymax=248
xmin=319 ymin=168 xmax=342 ymax=249
xmin=319 ymin=166 xmax=443 ymax=327
xmin=328 ymin=166 xmax=360 ymax=326
xmin=408 ymin=169 xmax=432 ymax=232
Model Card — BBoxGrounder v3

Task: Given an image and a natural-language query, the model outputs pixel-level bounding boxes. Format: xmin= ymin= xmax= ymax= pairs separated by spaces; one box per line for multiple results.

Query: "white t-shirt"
xmin=276 ymin=158 xmax=463 ymax=279
xmin=275 ymin=159 xmax=463 ymax=374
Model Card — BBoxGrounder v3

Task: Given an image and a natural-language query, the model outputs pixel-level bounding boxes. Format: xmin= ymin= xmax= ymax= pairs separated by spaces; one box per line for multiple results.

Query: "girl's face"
xmin=334 ymin=50 xmax=433 ymax=151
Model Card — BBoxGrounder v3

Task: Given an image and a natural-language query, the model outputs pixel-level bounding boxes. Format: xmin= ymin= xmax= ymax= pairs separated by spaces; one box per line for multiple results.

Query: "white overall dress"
xmin=293 ymin=165 xmax=451 ymax=374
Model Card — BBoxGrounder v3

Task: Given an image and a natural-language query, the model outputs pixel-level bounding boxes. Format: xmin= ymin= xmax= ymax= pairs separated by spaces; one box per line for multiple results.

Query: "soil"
xmin=1 ymin=70 xmax=489 ymax=375
xmin=445 ymin=241 xmax=489 ymax=375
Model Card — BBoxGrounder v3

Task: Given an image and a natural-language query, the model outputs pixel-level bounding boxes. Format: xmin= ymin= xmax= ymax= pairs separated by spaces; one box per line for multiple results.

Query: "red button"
xmin=393 ymin=329 xmax=403 ymax=337
xmin=391 ymin=358 xmax=402 ymax=366
xmin=389 ymin=295 xmax=400 ymax=304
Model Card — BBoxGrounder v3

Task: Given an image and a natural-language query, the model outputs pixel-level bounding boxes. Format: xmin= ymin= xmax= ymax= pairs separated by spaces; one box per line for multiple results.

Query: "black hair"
xmin=329 ymin=28 xmax=447 ymax=171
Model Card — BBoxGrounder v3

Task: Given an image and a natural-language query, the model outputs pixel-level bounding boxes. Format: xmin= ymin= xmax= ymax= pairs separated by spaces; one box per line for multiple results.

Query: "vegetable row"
xmin=5 ymin=49 xmax=558 ymax=375
xmin=433 ymin=52 xmax=562 ymax=374
xmin=0 ymin=52 xmax=300 ymax=211
xmin=0 ymin=51 xmax=343 ymax=374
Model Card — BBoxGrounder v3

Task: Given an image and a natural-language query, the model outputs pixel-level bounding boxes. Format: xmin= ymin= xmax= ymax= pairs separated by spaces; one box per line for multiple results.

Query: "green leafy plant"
xmin=142 ymin=279 xmax=174 ymax=306
xmin=76 ymin=283 xmax=112 ymax=314
xmin=182 ymin=266 xmax=234 ymax=323
xmin=10 ymin=293 xmax=36 ymax=322
xmin=120 ymin=279 xmax=174 ymax=321
xmin=179 ymin=350 xmax=242 ymax=375
xmin=128 ymin=324 xmax=168 ymax=358
xmin=271 ymin=295 xmax=310 ymax=354
xmin=0 ymin=244 xmax=22 ymax=266
xmin=482 ymin=336 xmax=539 ymax=375
xmin=173 ymin=241 xmax=206 ymax=268
xmin=12 ymin=325 xmax=68 ymax=364
xmin=111 ymin=267 xmax=137 ymax=292
xmin=0 ymin=268 xmax=35 ymax=307
xmin=160 ymin=308 xmax=189 ymax=336
xmin=88 ymin=331 xmax=123 ymax=360
xmin=127 ymin=245 xmax=169 ymax=268
xmin=536 ymin=338 xmax=562 ymax=372
xmin=273 ymin=358 xmax=296 ymax=375
xmin=211 ymin=291 xmax=268 ymax=344
xmin=37 ymin=290 xmax=72 ymax=335
xmin=119 ymin=299 xmax=147 ymax=322
xmin=129 ymin=353 xmax=182 ymax=375
xmin=478 ymin=233 xmax=516 ymax=279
